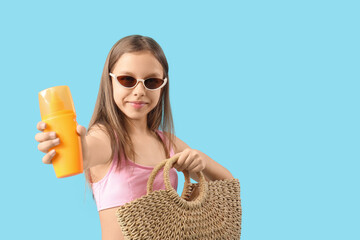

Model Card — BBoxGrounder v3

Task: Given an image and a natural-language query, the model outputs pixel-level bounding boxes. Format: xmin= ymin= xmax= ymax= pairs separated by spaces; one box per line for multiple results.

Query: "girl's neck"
xmin=125 ymin=118 xmax=154 ymax=138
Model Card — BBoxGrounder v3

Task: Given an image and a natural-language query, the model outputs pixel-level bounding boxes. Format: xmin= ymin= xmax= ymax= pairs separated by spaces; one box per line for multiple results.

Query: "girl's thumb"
xmin=76 ymin=124 xmax=87 ymax=139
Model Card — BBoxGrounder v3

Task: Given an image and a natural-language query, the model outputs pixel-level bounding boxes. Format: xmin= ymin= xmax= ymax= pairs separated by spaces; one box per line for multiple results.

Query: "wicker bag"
xmin=116 ymin=154 xmax=242 ymax=240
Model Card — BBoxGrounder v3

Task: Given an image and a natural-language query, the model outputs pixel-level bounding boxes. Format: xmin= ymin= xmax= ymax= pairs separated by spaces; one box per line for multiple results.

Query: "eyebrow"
xmin=118 ymin=71 xmax=162 ymax=78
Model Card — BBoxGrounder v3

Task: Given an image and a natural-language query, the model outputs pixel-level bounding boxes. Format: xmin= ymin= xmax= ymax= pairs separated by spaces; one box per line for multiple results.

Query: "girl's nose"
xmin=133 ymin=80 xmax=146 ymax=96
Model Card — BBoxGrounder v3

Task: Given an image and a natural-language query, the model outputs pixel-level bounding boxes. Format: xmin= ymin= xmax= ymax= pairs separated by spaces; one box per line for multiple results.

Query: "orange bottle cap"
xmin=38 ymin=85 xmax=76 ymax=119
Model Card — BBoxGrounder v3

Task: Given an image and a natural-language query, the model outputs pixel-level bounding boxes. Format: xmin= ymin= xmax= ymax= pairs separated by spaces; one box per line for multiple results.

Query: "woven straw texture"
xmin=116 ymin=155 xmax=242 ymax=240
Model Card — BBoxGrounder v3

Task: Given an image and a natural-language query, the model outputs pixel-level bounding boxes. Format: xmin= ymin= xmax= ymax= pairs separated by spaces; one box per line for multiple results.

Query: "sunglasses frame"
xmin=109 ymin=72 xmax=167 ymax=91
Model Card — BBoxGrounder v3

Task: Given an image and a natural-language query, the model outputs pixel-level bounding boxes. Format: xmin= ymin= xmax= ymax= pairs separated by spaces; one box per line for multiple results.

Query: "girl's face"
xmin=111 ymin=51 xmax=164 ymax=121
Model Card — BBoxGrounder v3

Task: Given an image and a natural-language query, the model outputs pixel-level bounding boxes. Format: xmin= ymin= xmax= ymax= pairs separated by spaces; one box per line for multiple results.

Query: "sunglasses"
xmin=109 ymin=72 xmax=167 ymax=91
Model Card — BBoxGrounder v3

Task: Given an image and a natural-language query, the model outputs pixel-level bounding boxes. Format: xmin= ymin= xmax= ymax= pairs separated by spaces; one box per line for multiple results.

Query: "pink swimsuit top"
xmin=91 ymin=130 xmax=178 ymax=212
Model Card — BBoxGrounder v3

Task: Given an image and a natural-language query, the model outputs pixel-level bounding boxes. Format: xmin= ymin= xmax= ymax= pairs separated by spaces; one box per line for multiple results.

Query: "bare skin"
xmin=92 ymin=130 xmax=170 ymax=240
xmin=34 ymin=51 xmax=214 ymax=239
xmin=35 ymin=120 xmax=187 ymax=240
xmin=35 ymin=51 xmax=182 ymax=239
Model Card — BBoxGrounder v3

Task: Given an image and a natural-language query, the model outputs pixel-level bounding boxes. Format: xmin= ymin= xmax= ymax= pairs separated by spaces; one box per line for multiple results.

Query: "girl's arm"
xmin=194 ymin=150 xmax=234 ymax=181
xmin=81 ymin=124 xmax=113 ymax=170
xmin=172 ymin=134 xmax=234 ymax=182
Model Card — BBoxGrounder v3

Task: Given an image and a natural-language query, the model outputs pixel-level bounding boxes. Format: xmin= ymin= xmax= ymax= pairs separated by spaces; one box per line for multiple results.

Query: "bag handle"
xmin=146 ymin=154 xmax=208 ymax=209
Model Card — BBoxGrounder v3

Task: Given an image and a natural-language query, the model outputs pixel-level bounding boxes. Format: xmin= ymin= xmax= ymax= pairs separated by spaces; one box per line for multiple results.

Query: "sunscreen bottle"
xmin=38 ymin=85 xmax=83 ymax=178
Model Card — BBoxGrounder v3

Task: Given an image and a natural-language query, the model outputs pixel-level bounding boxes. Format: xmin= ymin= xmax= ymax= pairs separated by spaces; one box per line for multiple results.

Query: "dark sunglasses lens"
xmin=145 ymin=78 xmax=164 ymax=89
xmin=117 ymin=76 xmax=137 ymax=87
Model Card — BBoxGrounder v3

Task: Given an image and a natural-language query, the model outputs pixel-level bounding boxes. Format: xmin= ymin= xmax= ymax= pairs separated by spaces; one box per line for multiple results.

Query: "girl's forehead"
xmin=117 ymin=51 xmax=155 ymax=62
xmin=113 ymin=52 xmax=163 ymax=75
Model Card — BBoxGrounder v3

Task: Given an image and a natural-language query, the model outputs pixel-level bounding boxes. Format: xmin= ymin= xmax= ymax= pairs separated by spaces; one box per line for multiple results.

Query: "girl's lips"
xmin=129 ymin=102 xmax=147 ymax=109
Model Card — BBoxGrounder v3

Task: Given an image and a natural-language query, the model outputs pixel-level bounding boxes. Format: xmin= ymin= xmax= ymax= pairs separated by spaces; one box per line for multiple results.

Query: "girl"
xmin=35 ymin=35 xmax=234 ymax=240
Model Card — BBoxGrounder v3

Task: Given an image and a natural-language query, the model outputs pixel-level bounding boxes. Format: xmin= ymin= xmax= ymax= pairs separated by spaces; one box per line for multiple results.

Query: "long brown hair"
xmin=84 ymin=35 xmax=176 ymax=194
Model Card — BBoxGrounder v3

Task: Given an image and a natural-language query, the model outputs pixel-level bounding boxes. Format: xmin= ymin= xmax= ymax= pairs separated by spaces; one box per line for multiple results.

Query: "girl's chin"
xmin=123 ymin=111 xmax=148 ymax=119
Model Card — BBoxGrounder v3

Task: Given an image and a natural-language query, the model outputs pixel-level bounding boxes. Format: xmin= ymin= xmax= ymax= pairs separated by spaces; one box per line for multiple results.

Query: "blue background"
xmin=1 ymin=0 xmax=359 ymax=239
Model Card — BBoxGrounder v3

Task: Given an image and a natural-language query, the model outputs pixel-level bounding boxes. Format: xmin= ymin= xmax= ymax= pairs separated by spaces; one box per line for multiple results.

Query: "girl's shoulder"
xmin=88 ymin=123 xmax=108 ymax=135
xmin=87 ymin=124 xmax=112 ymax=145
xmin=87 ymin=123 xmax=112 ymax=150
xmin=85 ymin=123 xmax=113 ymax=169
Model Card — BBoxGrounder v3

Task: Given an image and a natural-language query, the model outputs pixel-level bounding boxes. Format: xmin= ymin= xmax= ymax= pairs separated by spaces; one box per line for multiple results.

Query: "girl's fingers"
xmin=36 ymin=121 xmax=58 ymax=164
xmin=35 ymin=121 xmax=58 ymax=143
xmin=35 ymin=131 xmax=57 ymax=142
xmin=37 ymin=121 xmax=46 ymax=131
xmin=42 ymin=149 xmax=56 ymax=164
xmin=186 ymin=160 xmax=199 ymax=172
xmin=191 ymin=164 xmax=204 ymax=173
xmin=176 ymin=152 xmax=191 ymax=172
xmin=171 ymin=152 xmax=181 ymax=168
xmin=173 ymin=153 xmax=185 ymax=170
xmin=37 ymin=138 xmax=60 ymax=153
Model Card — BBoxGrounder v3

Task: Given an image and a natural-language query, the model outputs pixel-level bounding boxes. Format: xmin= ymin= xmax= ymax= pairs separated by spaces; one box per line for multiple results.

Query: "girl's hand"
xmin=35 ymin=121 xmax=88 ymax=165
xmin=172 ymin=148 xmax=206 ymax=173
xmin=35 ymin=121 xmax=61 ymax=164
